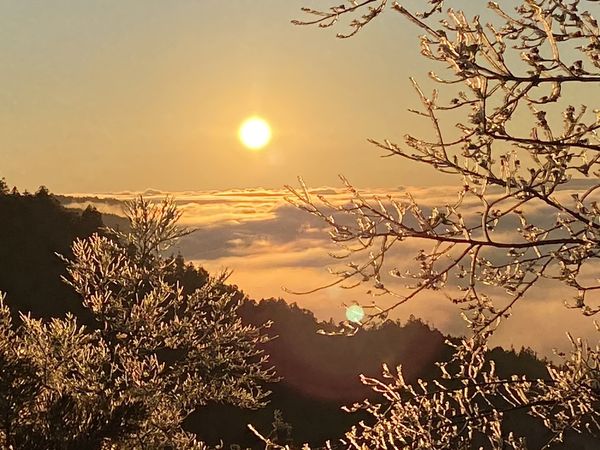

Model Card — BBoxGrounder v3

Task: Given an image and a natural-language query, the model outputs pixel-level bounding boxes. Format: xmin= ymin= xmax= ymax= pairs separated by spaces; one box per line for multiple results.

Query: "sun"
xmin=239 ymin=117 xmax=271 ymax=150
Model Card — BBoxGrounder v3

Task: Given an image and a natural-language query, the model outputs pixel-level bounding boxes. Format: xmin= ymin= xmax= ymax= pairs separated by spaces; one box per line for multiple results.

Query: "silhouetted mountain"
xmin=188 ymin=299 xmax=452 ymax=447
xmin=191 ymin=299 xmax=598 ymax=449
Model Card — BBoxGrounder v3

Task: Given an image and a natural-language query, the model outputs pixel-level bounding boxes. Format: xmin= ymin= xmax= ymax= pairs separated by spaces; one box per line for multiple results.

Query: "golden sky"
xmin=1 ymin=1 xmax=595 ymax=194
xmin=0 ymin=0 xmax=453 ymax=193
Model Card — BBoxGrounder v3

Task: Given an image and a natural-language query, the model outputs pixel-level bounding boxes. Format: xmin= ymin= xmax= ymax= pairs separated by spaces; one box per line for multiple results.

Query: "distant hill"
xmin=190 ymin=299 xmax=453 ymax=447
xmin=192 ymin=299 xmax=598 ymax=449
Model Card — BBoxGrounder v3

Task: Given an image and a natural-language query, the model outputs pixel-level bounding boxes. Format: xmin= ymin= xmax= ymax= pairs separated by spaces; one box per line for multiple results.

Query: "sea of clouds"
xmin=58 ymin=182 xmax=600 ymax=357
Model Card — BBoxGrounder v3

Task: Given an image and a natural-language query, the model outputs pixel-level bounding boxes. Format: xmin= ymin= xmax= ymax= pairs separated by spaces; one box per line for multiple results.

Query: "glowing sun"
xmin=239 ymin=117 xmax=271 ymax=150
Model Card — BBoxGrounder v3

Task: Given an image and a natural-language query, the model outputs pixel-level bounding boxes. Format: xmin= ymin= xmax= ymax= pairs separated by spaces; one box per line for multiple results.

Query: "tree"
xmin=0 ymin=178 xmax=8 ymax=196
xmin=0 ymin=196 xmax=275 ymax=449
xmin=0 ymin=185 xmax=103 ymax=322
xmin=275 ymin=0 xmax=600 ymax=448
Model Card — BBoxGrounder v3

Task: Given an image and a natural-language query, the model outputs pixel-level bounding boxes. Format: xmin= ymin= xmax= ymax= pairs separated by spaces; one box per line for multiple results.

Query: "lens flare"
xmin=346 ymin=304 xmax=365 ymax=323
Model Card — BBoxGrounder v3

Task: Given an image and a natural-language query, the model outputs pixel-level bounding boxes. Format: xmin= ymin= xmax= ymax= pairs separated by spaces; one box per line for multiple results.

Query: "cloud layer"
xmin=59 ymin=183 xmax=600 ymax=357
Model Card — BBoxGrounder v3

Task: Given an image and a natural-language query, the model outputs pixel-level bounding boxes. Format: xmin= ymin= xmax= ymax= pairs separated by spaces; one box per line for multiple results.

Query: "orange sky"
xmin=1 ymin=1 xmax=593 ymax=193
xmin=0 ymin=0 xmax=453 ymax=193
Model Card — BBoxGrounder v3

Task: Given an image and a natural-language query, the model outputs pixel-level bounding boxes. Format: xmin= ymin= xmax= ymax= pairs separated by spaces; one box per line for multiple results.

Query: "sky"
xmin=0 ymin=0 xmax=451 ymax=193
xmin=0 ymin=0 xmax=595 ymax=193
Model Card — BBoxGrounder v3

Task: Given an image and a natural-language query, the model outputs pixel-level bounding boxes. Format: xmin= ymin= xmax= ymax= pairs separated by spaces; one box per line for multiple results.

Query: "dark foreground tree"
xmin=0 ymin=184 xmax=103 ymax=322
xmin=0 ymin=197 xmax=274 ymax=449
xmin=259 ymin=0 xmax=600 ymax=448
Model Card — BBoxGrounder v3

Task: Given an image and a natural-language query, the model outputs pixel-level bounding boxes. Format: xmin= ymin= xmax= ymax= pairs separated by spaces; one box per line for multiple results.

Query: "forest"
xmin=0 ymin=182 xmax=597 ymax=448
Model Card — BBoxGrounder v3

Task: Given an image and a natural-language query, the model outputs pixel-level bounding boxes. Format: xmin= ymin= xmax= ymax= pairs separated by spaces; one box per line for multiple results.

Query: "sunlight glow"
xmin=239 ymin=117 xmax=272 ymax=150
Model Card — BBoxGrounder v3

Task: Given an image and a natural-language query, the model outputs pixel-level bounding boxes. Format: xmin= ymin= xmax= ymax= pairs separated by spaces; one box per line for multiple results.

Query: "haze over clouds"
xmin=59 ymin=183 xmax=600 ymax=357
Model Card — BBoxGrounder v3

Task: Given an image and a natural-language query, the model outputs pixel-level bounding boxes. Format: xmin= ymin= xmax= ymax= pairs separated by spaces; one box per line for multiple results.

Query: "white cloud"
xmin=58 ymin=182 xmax=600 ymax=357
